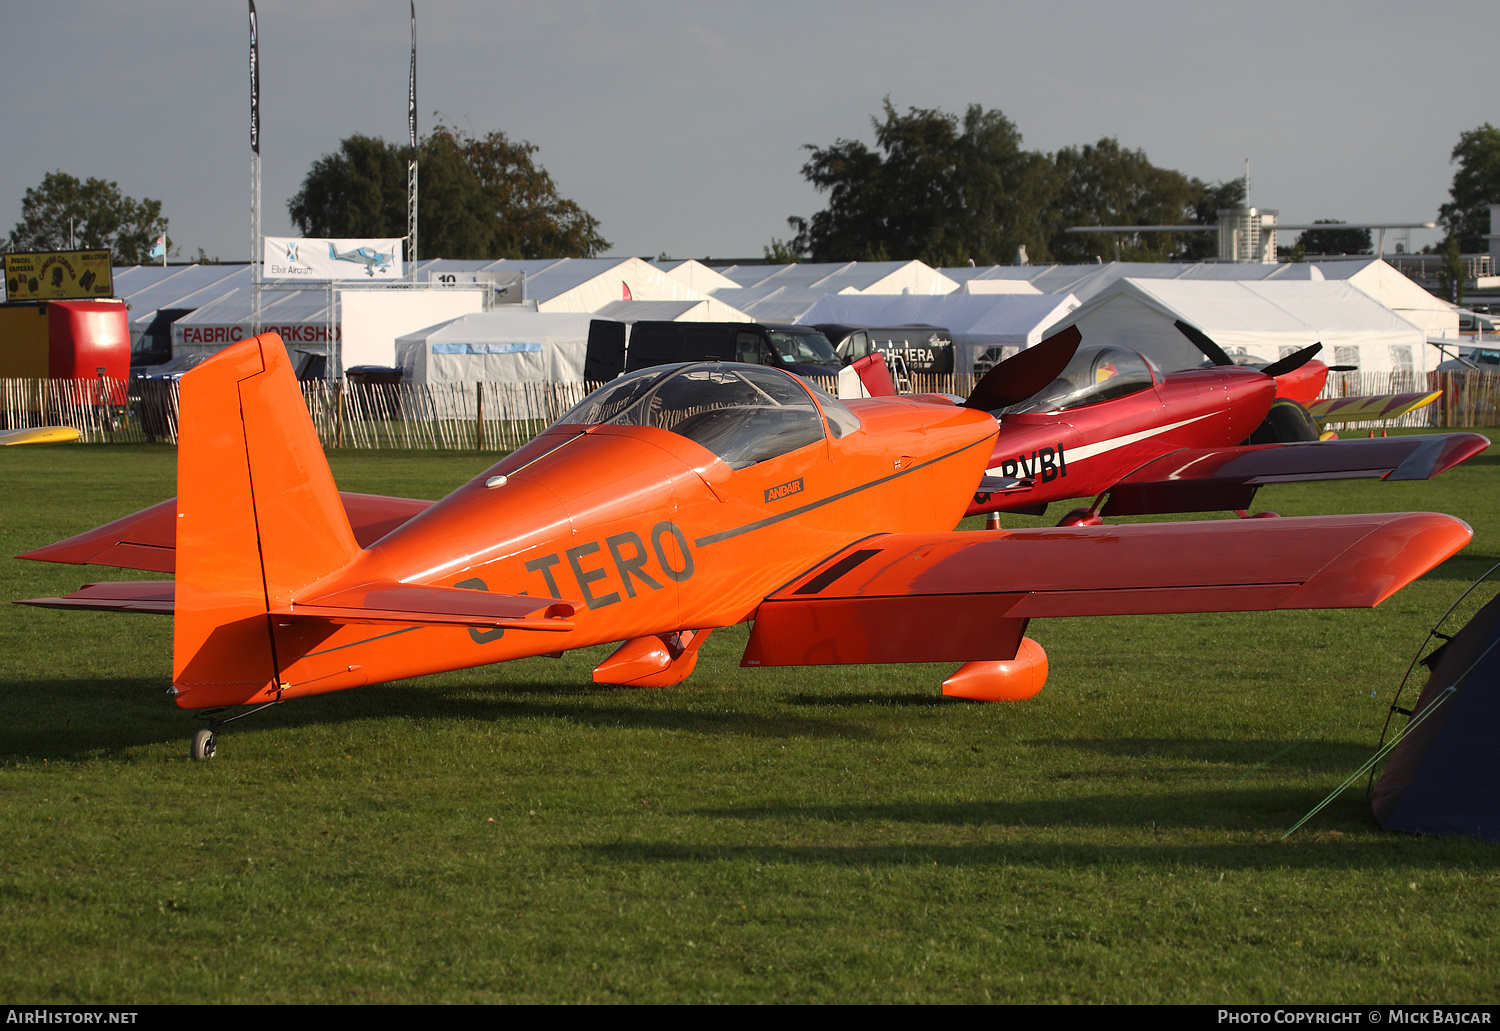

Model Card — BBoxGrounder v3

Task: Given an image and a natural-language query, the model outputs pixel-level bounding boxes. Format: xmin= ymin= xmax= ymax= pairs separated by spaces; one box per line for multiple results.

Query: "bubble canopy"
xmin=552 ymin=362 xmax=861 ymax=469
xmin=1006 ymin=345 xmax=1161 ymax=415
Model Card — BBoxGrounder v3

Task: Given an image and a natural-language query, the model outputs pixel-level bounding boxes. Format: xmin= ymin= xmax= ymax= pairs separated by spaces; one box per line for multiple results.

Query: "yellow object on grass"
xmin=0 ymin=426 xmax=82 ymax=446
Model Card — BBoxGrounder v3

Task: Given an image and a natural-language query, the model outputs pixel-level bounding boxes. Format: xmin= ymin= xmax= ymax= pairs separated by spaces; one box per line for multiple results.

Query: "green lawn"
xmin=1 ymin=439 xmax=1498 ymax=1003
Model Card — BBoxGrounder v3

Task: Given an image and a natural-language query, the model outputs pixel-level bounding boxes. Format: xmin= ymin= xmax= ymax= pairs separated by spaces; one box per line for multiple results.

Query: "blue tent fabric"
xmin=1373 ymin=592 xmax=1500 ymax=842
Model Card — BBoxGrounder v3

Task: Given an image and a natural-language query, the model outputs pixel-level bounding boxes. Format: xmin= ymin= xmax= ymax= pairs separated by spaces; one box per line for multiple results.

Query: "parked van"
xmin=585 ymin=320 xmax=842 ymax=381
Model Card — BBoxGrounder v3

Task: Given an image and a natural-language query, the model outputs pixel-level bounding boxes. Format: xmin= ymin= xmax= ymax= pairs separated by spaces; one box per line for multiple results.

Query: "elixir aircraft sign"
xmin=262 ymin=237 xmax=404 ymax=280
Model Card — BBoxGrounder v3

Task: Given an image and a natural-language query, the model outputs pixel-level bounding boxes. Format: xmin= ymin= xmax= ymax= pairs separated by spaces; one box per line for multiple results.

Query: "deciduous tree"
xmin=8 ymin=171 xmax=168 ymax=265
xmin=782 ymin=102 xmax=1236 ymax=266
xmin=1295 ymin=219 xmax=1371 ymax=256
xmin=288 ymin=125 xmax=610 ymax=260
xmin=1438 ymin=123 xmax=1500 ymax=253
xmin=785 ymin=101 xmax=1055 ymax=265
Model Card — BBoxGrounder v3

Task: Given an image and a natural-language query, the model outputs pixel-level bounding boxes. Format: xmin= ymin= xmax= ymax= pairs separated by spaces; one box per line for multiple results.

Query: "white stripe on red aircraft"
xmin=985 ymin=413 xmax=1217 ymax=478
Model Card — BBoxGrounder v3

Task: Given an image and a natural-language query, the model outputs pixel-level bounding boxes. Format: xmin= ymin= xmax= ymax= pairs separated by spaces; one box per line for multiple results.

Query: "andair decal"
xmin=764 ymin=478 xmax=804 ymax=503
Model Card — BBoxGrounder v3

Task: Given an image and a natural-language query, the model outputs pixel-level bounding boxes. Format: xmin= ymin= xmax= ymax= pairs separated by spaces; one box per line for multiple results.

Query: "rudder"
xmin=172 ymin=333 xmax=358 ymax=708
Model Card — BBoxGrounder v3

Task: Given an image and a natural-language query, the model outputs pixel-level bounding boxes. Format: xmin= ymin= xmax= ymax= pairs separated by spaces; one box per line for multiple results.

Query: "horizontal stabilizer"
xmin=976 ymin=474 xmax=1031 ymax=495
xmin=1307 ymin=391 xmax=1442 ymax=423
xmin=17 ymin=492 xmax=434 ymax=573
xmin=1101 ymin=433 xmax=1488 ymax=517
xmin=17 ymin=580 xmax=174 ymax=615
xmin=743 ymin=513 xmax=1471 ymax=666
xmin=19 ymin=580 xmax=579 ymax=632
xmin=277 ymin=582 xmax=578 ymax=631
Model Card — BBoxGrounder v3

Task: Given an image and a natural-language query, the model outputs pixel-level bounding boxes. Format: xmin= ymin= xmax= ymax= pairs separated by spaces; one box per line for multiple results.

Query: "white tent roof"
xmin=796 ymin=292 xmax=1077 ymax=343
xmin=712 ymin=260 xmax=958 ymax=295
xmin=795 ymin=292 xmax=1081 ymax=372
xmin=657 ymin=259 xmax=742 ymax=293
xmin=592 ymin=297 xmax=752 ymax=323
xmin=958 ymin=279 xmax=1043 ymax=295
xmin=702 ymin=259 xmax=960 ymax=321
xmin=1313 ymin=258 xmax=1460 ymax=339
xmin=1052 ymin=278 xmax=1427 ymax=375
xmin=114 ymin=264 xmax=248 ymax=323
xmin=939 ymin=260 xmax=1324 ymax=303
xmin=705 ymin=260 xmax=959 ymax=320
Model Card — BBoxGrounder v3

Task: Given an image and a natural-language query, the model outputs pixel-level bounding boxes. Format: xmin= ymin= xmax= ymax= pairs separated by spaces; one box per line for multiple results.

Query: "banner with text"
xmin=3 ymin=250 xmax=113 ymax=301
xmin=262 ymin=237 xmax=404 ymax=280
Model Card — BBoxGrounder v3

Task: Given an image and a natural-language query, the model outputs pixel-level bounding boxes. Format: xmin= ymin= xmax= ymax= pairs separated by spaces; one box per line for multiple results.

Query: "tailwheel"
xmin=191 ymin=728 xmax=218 ymax=761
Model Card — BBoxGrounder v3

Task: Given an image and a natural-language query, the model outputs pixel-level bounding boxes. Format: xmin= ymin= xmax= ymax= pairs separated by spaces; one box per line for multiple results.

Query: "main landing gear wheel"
xmin=191 ymin=728 xmax=217 ymax=761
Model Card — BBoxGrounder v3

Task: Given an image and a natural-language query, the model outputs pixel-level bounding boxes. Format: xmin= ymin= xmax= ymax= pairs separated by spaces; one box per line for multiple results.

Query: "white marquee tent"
xmin=591 ymin=297 xmax=752 ymax=323
xmin=795 ymin=292 xmax=1081 ymax=373
xmin=707 ymin=260 xmax=959 ymax=322
xmin=394 ymin=312 xmax=595 ymax=384
xmin=940 ymin=261 xmax=1324 ymax=304
xmin=1314 ymin=258 xmax=1460 ymax=340
xmin=1050 ymin=278 xmax=1428 ymax=375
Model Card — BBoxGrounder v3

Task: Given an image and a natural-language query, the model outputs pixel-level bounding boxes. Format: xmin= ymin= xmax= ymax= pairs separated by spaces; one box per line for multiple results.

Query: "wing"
xmin=16 ymin=492 xmax=434 ymax=573
xmin=743 ymin=513 xmax=1471 ymax=666
xmin=1098 ymin=433 xmax=1488 ymax=517
xmin=17 ymin=579 xmax=578 ymax=632
xmin=0 ymin=426 xmax=83 ymax=446
xmin=1306 ymin=391 xmax=1442 ymax=424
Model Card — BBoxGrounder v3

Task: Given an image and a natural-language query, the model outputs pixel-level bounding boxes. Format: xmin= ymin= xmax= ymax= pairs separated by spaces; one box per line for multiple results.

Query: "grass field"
xmin=2 ymin=439 xmax=1499 ymax=1004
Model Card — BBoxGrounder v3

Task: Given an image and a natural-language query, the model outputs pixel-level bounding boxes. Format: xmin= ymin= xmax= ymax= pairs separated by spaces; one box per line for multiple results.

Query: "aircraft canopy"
xmin=553 ymin=362 xmax=859 ymax=468
xmin=1008 ymin=346 xmax=1161 ymax=415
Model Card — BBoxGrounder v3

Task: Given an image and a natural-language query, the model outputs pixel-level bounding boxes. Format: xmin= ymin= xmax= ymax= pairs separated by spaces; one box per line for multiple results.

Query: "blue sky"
xmin=2 ymin=0 xmax=1494 ymax=262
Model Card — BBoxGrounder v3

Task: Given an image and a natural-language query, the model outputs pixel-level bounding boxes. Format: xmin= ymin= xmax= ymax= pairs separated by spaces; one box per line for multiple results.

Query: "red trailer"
xmin=0 ymin=298 xmax=129 ymax=402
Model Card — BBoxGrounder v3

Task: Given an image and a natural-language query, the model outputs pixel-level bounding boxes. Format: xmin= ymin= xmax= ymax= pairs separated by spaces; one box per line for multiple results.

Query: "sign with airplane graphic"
xmin=262 ymin=236 xmax=404 ymax=281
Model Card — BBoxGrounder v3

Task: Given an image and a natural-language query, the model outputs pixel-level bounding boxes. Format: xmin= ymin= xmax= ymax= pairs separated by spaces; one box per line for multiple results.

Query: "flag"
xmin=149 ymin=236 xmax=166 ymax=260
xmin=408 ymin=2 xmax=417 ymax=149
xmin=249 ymin=0 xmax=260 ymax=155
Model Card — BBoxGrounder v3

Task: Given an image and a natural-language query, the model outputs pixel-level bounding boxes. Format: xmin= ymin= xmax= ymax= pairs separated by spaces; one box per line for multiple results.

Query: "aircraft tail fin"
xmin=172 ymin=332 xmax=360 ymax=708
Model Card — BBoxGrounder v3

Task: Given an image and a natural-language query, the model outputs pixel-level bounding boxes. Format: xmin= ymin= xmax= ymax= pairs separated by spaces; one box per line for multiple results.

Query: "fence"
xmin=5 ymin=368 xmax=1500 ymax=450
xmin=1 ymin=377 xmax=147 ymax=444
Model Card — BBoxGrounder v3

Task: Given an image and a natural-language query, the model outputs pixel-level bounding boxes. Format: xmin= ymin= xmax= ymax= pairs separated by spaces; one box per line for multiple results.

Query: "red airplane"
xmin=958 ymin=327 xmax=1486 ymax=526
xmin=17 ymin=333 xmax=1476 ymax=759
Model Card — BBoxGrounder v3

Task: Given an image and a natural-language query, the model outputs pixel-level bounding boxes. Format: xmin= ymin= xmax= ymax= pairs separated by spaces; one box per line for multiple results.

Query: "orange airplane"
xmin=18 ymin=333 xmax=1475 ymax=759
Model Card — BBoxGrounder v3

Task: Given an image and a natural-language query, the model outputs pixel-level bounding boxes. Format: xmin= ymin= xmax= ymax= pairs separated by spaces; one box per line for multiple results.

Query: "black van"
xmin=585 ymin=320 xmax=843 ymax=381
xmin=814 ymin=323 xmax=954 ymax=375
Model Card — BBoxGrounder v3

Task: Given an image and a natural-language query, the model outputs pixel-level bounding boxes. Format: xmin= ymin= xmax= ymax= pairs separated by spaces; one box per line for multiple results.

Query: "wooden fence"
xmin=5 ymin=368 xmax=1499 ymax=450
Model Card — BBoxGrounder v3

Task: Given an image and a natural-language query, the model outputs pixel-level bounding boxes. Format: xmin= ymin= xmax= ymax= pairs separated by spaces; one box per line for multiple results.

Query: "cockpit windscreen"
xmin=1006 ymin=346 xmax=1159 ymax=415
xmin=553 ymin=363 xmax=829 ymax=468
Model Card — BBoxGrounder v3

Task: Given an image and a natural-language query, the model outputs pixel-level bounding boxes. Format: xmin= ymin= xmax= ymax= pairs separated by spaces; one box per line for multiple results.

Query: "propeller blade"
xmin=964 ymin=325 xmax=1082 ymax=411
xmin=1261 ymin=342 xmax=1323 ymax=379
xmin=1327 ymin=364 xmax=1358 ymax=372
xmin=1174 ymin=319 xmax=1233 ymax=366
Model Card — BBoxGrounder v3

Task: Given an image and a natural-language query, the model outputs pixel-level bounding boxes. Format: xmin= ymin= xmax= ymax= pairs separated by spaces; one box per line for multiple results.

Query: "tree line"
xmin=772 ymin=101 xmax=1500 ymax=267
xmin=7 ymin=114 xmax=1498 ymax=268
xmin=5 ymin=123 xmax=609 ymax=266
